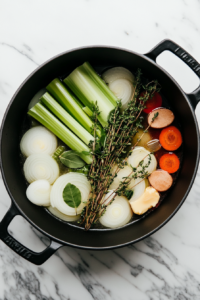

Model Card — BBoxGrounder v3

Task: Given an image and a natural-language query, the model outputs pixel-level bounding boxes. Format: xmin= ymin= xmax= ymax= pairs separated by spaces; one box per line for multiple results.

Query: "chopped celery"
xmin=64 ymin=62 xmax=118 ymax=127
xmin=40 ymin=92 xmax=94 ymax=145
xmin=82 ymin=106 xmax=93 ymax=117
xmin=46 ymin=78 xmax=94 ymax=134
xmin=28 ymin=103 xmax=92 ymax=164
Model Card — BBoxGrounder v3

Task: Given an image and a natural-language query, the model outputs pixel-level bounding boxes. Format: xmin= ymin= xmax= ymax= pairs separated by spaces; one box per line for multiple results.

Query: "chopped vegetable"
xmin=127 ymin=146 xmax=157 ymax=175
xmin=132 ymin=129 xmax=151 ymax=148
xmin=20 ymin=126 xmax=57 ymax=157
xmin=26 ymin=179 xmax=51 ymax=206
xmin=82 ymin=106 xmax=93 ymax=117
xmin=109 ymin=165 xmax=134 ymax=190
xmin=108 ymin=79 xmax=135 ymax=110
xmin=64 ymin=62 xmax=118 ymax=127
xmin=46 ymin=78 xmax=95 ymax=135
xmin=141 ymin=91 xmax=162 ymax=114
xmin=99 ymin=191 xmax=133 ymax=228
xmin=159 ymin=153 xmax=180 ymax=174
xmin=159 ymin=126 xmax=182 ymax=151
xmin=148 ymin=108 xmax=174 ymax=128
xmin=52 ymin=146 xmax=65 ymax=161
xmin=146 ymin=139 xmax=161 ymax=152
xmin=128 ymin=178 xmax=146 ymax=202
xmin=40 ymin=92 xmax=94 ymax=145
xmin=102 ymin=67 xmax=135 ymax=84
xmin=50 ymin=173 xmax=91 ymax=216
xmin=47 ymin=206 xmax=80 ymax=222
xmin=149 ymin=169 xmax=173 ymax=191
xmin=130 ymin=187 xmax=160 ymax=215
xmin=24 ymin=154 xmax=59 ymax=184
xmin=28 ymin=103 xmax=92 ymax=164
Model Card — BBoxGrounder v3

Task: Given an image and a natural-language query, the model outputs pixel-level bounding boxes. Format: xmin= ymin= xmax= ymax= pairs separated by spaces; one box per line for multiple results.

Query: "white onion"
xmin=109 ymin=165 xmax=134 ymax=190
xmin=24 ymin=154 xmax=59 ymax=184
xmin=102 ymin=67 xmax=135 ymax=84
xmin=127 ymin=146 xmax=157 ymax=175
xmin=50 ymin=173 xmax=91 ymax=216
xmin=108 ymin=79 xmax=135 ymax=110
xmin=26 ymin=179 xmax=51 ymax=206
xmin=129 ymin=178 xmax=146 ymax=202
xmin=100 ymin=191 xmax=133 ymax=228
xmin=47 ymin=206 xmax=81 ymax=222
xmin=20 ymin=126 xmax=57 ymax=157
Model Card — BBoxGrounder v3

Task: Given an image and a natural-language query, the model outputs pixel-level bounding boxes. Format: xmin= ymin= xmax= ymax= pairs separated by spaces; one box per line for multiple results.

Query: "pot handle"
xmin=0 ymin=202 xmax=62 ymax=265
xmin=145 ymin=39 xmax=200 ymax=109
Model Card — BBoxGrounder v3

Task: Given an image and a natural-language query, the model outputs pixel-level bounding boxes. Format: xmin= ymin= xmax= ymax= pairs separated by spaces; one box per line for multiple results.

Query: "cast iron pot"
xmin=0 ymin=40 xmax=200 ymax=265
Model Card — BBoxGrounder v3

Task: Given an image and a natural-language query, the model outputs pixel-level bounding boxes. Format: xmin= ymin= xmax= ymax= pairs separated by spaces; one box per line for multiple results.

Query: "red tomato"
xmin=140 ymin=91 xmax=162 ymax=114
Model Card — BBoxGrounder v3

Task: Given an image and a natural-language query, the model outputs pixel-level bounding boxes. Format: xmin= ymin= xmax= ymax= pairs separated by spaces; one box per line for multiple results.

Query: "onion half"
xmin=24 ymin=154 xmax=59 ymax=184
xmin=99 ymin=191 xmax=133 ymax=228
xmin=102 ymin=67 xmax=135 ymax=83
xmin=47 ymin=206 xmax=81 ymax=222
xmin=26 ymin=179 xmax=51 ymax=206
xmin=129 ymin=178 xmax=146 ymax=202
xmin=127 ymin=146 xmax=157 ymax=175
xmin=20 ymin=126 xmax=57 ymax=157
xmin=109 ymin=165 xmax=134 ymax=190
xmin=50 ymin=173 xmax=91 ymax=216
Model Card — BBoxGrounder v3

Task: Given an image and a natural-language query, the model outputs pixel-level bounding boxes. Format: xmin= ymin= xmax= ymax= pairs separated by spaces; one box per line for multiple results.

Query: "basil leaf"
xmin=59 ymin=150 xmax=85 ymax=168
xmin=63 ymin=183 xmax=81 ymax=208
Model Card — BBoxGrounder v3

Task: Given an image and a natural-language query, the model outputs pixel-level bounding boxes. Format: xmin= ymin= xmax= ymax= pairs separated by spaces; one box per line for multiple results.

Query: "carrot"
xmin=159 ymin=153 xmax=180 ymax=173
xmin=159 ymin=126 xmax=182 ymax=151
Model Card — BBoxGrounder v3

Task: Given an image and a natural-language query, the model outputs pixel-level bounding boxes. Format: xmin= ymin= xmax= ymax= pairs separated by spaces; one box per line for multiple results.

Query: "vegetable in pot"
xmin=26 ymin=179 xmax=51 ymax=206
xmin=159 ymin=153 xmax=180 ymax=174
xmin=159 ymin=126 xmax=182 ymax=151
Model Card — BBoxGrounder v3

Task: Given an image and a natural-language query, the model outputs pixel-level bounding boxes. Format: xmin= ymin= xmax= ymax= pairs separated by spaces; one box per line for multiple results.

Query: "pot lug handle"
xmin=145 ymin=39 xmax=200 ymax=109
xmin=0 ymin=202 xmax=62 ymax=265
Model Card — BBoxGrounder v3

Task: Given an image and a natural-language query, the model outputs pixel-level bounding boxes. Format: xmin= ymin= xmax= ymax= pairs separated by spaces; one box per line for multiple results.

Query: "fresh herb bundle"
xmin=80 ymin=69 xmax=160 ymax=230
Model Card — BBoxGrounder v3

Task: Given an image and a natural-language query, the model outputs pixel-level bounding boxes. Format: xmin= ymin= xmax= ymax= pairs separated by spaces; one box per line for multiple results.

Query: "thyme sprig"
xmin=80 ymin=69 xmax=160 ymax=230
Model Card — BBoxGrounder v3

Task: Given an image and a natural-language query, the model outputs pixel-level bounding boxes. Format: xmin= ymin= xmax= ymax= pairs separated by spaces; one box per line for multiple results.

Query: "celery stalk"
xmin=28 ymin=103 xmax=92 ymax=164
xmin=46 ymin=78 xmax=94 ymax=134
xmin=40 ymin=92 xmax=94 ymax=145
xmin=82 ymin=106 xmax=93 ymax=117
xmin=64 ymin=62 xmax=118 ymax=127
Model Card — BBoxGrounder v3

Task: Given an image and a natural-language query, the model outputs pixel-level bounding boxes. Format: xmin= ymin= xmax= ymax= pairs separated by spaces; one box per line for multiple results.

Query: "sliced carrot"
xmin=159 ymin=153 xmax=180 ymax=173
xmin=140 ymin=91 xmax=162 ymax=114
xmin=159 ymin=126 xmax=182 ymax=151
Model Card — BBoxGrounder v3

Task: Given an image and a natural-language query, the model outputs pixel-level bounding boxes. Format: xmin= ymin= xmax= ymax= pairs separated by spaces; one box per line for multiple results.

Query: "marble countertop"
xmin=1 ymin=0 xmax=200 ymax=299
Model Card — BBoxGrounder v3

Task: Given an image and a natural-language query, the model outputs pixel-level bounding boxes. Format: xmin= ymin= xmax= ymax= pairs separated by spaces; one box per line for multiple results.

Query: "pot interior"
xmin=1 ymin=47 xmax=199 ymax=249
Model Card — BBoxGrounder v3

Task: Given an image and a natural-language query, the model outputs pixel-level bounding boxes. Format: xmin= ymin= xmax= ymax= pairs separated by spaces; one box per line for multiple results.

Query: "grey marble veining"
xmin=1 ymin=0 xmax=200 ymax=299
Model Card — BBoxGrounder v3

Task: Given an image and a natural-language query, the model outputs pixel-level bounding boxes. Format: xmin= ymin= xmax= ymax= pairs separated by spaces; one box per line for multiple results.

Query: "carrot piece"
xmin=141 ymin=91 xmax=162 ymax=114
xmin=159 ymin=153 xmax=180 ymax=173
xmin=159 ymin=126 xmax=182 ymax=151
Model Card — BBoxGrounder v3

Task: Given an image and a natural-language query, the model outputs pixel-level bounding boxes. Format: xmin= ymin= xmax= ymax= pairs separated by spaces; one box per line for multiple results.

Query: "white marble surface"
xmin=1 ymin=0 xmax=200 ymax=299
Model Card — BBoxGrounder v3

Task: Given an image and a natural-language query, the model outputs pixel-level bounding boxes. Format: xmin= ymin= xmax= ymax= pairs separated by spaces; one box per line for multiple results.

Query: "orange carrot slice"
xmin=159 ymin=126 xmax=182 ymax=151
xmin=159 ymin=153 xmax=180 ymax=173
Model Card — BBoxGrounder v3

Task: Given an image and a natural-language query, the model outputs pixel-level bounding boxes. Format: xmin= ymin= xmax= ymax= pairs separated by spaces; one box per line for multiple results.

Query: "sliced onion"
xmin=20 ymin=126 xmax=57 ymax=157
xmin=108 ymin=79 xmax=135 ymax=110
xmin=47 ymin=206 xmax=80 ymax=222
xmin=50 ymin=173 xmax=91 ymax=216
xmin=26 ymin=179 xmax=51 ymax=206
xmin=102 ymin=67 xmax=135 ymax=84
xmin=127 ymin=146 xmax=157 ymax=175
xmin=24 ymin=154 xmax=59 ymax=184
xmin=99 ymin=191 xmax=133 ymax=228
xmin=129 ymin=178 xmax=146 ymax=202
xmin=109 ymin=165 xmax=134 ymax=190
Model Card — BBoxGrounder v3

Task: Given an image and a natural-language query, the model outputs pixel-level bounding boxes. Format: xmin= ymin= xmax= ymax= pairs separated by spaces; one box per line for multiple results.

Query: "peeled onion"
xmin=24 ymin=154 xmax=59 ymax=184
xmin=127 ymin=146 xmax=157 ymax=175
xmin=50 ymin=173 xmax=91 ymax=216
xmin=102 ymin=67 xmax=135 ymax=84
xmin=20 ymin=126 xmax=57 ymax=157
xmin=26 ymin=179 xmax=51 ymax=206
xmin=109 ymin=165 xmax=134 ymax=190
xmin=100 ymin=191 xmax=133 ymax=228
xmin=129 ymin=178 xmax=146 ymax=202
xmin=47 ymin=206 xmax=81 ymax=222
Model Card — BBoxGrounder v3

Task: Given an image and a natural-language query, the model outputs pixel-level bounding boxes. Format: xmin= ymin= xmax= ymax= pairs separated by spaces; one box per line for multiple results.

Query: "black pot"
xmin=0 ymin=40 xmax=200 ymax=265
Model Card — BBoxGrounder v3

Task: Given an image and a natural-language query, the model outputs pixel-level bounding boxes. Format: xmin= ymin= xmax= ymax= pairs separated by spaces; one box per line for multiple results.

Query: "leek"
xmin=40 ymin=92 xmax=94 ymax=145
xmin=64 ymin=62 xmax=118 ymax=127
xmin=28 ymin=103 xmax=92 ymax=164
xmin=46 ymin=78 xmax=94 ymax=134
